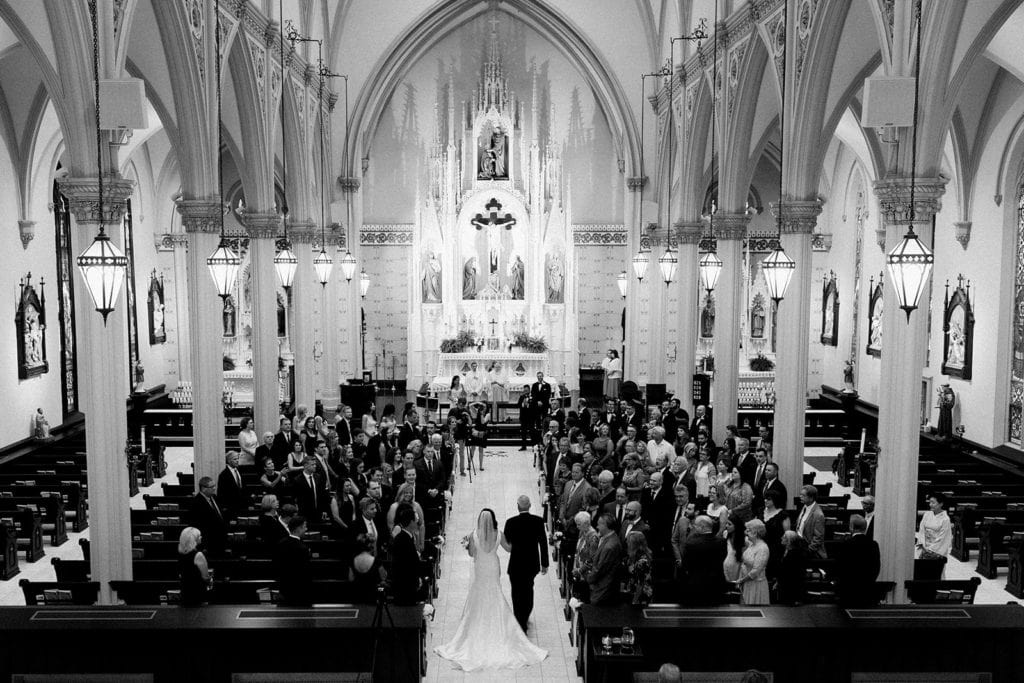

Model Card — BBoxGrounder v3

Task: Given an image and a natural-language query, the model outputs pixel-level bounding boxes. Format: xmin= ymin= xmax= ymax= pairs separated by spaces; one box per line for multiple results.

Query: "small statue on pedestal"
xmin=842 ymin=360 xmax=857 ymax=394
xmin=937 ymin=384 xmax=956 ymax=440
xmin=133 ymin=361 xmax=146 ymax=394
xmin=34 ymin=408 xmax=51 ymax=441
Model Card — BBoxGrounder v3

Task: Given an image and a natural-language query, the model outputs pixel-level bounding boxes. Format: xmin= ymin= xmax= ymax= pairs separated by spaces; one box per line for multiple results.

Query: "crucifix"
xmin=471 ymin=197 xmax=517 ymax=274
xmin=489 ymin=317 xmax=499 ymax=337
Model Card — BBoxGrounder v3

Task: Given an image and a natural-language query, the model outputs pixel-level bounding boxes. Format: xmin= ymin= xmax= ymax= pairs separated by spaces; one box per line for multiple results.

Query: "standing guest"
xmin=620 ymin=454 xmax=648 ymax=499
xmin=572 ymin=510 xmax=600 ymax=602
xmin=255 ymin=431 xmax=276 ymax=471
xmin=387 ymin=483 xmax=425 ymax=551
xmin=594 ymin=470 xmax=617 ymax=510
xmin=603 ymin=487 xmax=629 ymax=529
xmin=398 ymin=409 xmax=422 ymax=453
xmin=761 ymin=489 xmax=790 ymax=580
xmin=188 ymin=476 xmax=226 ymax=556
xmin=292 ymin=405 xmax=309 ymax=436
xmin=560 ymin=463 xmax=593 ymax=538
xmin=389 ymin=505 xmax=422 ymax=605
xmin=274 ymin=516 xmax=312 ymax=606
xmin=862 ymin=495 xmax=876 ymax=539
xmin=758 ymin=462 xmax=788 ymax=514
xmin=257 ymin=494 xmax=288 ymax=546
xmin=619 ymin=501 xmax=650 ymax=543
xmin=723 ymin=466 xmax=754 ymax=523
xmin=415 ymin=444 xmax=447 ymax=514
xmin=714 ymin=458 xmax=732 ymax=490
xmin=300 ymin=416 xmax=319 ymax=456
xmin=917 ymin=492 xmax=952 ymax=578
xmin=585 ymin=513 xmax=623 ymax=605
xmin=501 ymin=496 xmax=550 ymax=632
xmin=670 ymin=489 xmax=694 ymax=571
xmin=271 ymin=417 xmax=299 ymax=469
xmin=236 ymin=417 xmax=258 ymax=467
xmin=796 ymin=485 xmax=827 ymax=559
xmin=599 ymin=398 xmax=622 ymax=442
xmin=577 ymin=398 xmax=593 ymax=439
xmin=634 ymin=440 xmax=650 ymax=468
xmin=689 ymin=405 xmax=710 ymax=436
xmin=216 ymin=451 xmax=248 ymax=519
xmin=662 ymin=398 xmax=686 ymax=445
xmin=294 ymin=456 xmax=328 ymax=522
xmin=734 ymin=438 xmax=756 ymax=486
xmin=696 ymin=429 xmax=717 ymax=462
xmin=625 ymin=531 xmax=654 ymax=606
xmin=601 ymin=350 xmax=622 ymax=399
xmin=736 ymin=519 xmax=770 ymax=605
xmin=640 ymin=472 xmax=674 ymax=552
xmin=517 ymin=386 xmax=534 ymax=450
xmin=751 ymin=448 xmax=771 ymax=516
xmin=530 ymin=372 xmax=553 ymax=431
xmin=334 ymin=404 xmax=354 ymax=446
xmin=591 ymin=423 xmax=615 ymax=467
xmin=679 ymin=515 xmax=726 ymax=606
xmin=669 ymin=456 xmax=695 ymax=501
xmin=722 ymin=426 xmax=740 ymax=461
xmin=449 ymin=397 xmax=471 ymax=476
xmin=330 ymin=479 xmax=360 ymax=532
xmin=177 ymin=527 xmax=212 ymax=607
xmin=647 ymin=427 xmax=675 ymax=467
xmin=693 ymin=448 xmax=715 ymax=511
xmin=352 ymin=495 xmax=384 ymax=555
xmin=615 ymin=424 xmax=638 ymax=459
xmin=469 ymin=401 xmax=490 ymax=472
xmin=722 ymin=516 xmax=745 ymax=586
xmin=449 ymin=374 xmax=467 ymax=404
xmin=776 ymin=530 xmax=806 ymax=604
xmin=836 ymin=514 xmax=882 ymax=607
xmin=757 ymin=425 xmax=772 ymax=452
xmin=349 ymin=533 xmax=386 ymax=603
xmin=284 ymin=438 xmax=307 ymax=479
xmin=705 ymin=485 xmax=729 ymax=534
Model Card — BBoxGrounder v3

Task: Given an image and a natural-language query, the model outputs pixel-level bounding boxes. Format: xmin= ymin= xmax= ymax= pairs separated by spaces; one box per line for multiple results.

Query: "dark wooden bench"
xmin=110 ymin=579 xmax=364 ymax=605
xmin=976 ymin=520 xmax=1024 ymax=578
xmin=4 ymin=482 xmax=88 ymax=532
xmin=0 ymin=497 xmax=67 ymax=546
xmin=905 ymin=577 xmax=982 ymax=604
xmin=19 ymin=580 xmax=100 ymax=605
xmin=0 ymin=508 xmax=44 ymax=562
xmin=951 ymin=506 xmax=1024 ymax=561
xmin=0 ymin=521 xmax=18 ymax=579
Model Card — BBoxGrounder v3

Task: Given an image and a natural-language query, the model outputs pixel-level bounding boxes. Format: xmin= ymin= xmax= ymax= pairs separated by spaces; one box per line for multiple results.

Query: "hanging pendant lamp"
xmin=359 ymin=269 xmax=371 ymax=297
xmin=698 ymin=251 xmax=722 ymax=295
xmin=314 ymin=247 xmax=333 ymax=286
xmin=658 ymin=244 xmax=678 ymax=285
xmin=273 ymin=240 xmax=298 ymax=289
xmin=616 ymin=271 xmax=628 ymax=298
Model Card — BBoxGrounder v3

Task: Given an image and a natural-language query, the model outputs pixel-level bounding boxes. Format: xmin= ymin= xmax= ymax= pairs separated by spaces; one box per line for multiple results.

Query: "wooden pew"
xmin=3 ymin=482 xmax=88 ymax=532
xmin=110 ymin=579 xmax=364 ymax=605
xmin=905 ymin=577 xmax=982 ymax=604
xmin=0 ymin=497 xmax=67 ymax=546
xmin=19 ymin=580 xmax=100 ymax=605
xmin=0 ymin=507 xmax=44 ymax=562
xmin=0 ymin=521 xmax=18 ymax=579
xmin=951 ymin=506 xmax=1024 ymax=561
xmin=976 ymin=520 xmax=1024 ymax=578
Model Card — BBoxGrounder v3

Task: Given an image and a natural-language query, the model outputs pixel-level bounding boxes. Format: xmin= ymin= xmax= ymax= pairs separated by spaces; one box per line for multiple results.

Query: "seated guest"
xmin=274 ymin=515 xmax=312 ymax=606
xmin=679 ymin=515 xmax=726 ymax=606
xmin=776 ymin=530 xmax=806 ymax=604
xmin=177 ymin=526 xmax=211 ymax=607
xmin=330 ymin=479 xmax=360 ymax=532
xmin=389 ymin=504 xmax=422 ymax=605
xmin=259 ymin=457 xmax=285 ymax=493
xmin=796 ymin=485 xmax=827 ymax=558
xmin=254 ymin=430 xmax=275 ymax=470
xmin=736 ymin=519 xmax=770 ymax=605
xmin=188 ymin=476 xmax=226 ymax=556
xmin=257 ymin=494 xmax=288 ymax=546
xmin=294 ymin=456 xmax=328 ymax=521
xmin=216 ymin=451 xmax=248 ymax=519
xmin=723 ymin=465 xmax=754 ymax=523
xmin=585 ymin=513 xmax=623 ymax=606
xmin=572 ymin=510 xmax=600 ymax=602
xmin=624 ymin=531 xmax=654 ymax=606
xmin=761 ymin=489 xmax=790 ymax=580
xmin=387 ymin=483 xmax=425 ymax=551
xmin=349 ymin=533 xmax=386 ymax=603
xmin=836 ymin=514 xmax=881 ymax=607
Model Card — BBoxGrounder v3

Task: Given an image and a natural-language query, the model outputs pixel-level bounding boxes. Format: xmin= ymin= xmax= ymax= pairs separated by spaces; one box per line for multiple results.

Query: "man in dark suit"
xmin=415 ymin=444 xmax=448 ymax=523
xmin=517 ymin=387 xmax=534 ymax=450
xmin=530 ymin=372 xmax=553 ymax=431
xmin=835 ymin=514 xmax=881 ymax=607
xmin=294 ymin=457 xmax=328 ymax=522
xmin=862 ymin=495 xmax=876 ymax=540
xmin=689 ymin=405 xmax=710 ymax=438
xmin=618 ymin=501 xmax=649 ymax=544
xmin=389 ymin=505 xmax=422 ymax=605
xmin=351 ymin=495 xmax=384 ymax=555
xmin=189 ymin=476 xmax=227 ymax=556
xmin=756 ymin=462 xmax=788 ymax=517
xmin=602 ymin=487 xmax=629 ymax=528
xmin=598 ymin=399 xmax=622 ymax=442
xmin=577 ymin=398 xmax=593 ymax=439
xmin=734 ymin=438 xmax=757 ymax=486
xmin=258 ymin=494 xmax=289 ymax=546
xmin=586 ymin=513 xmax=623 ymax=605
xmin=397 ymin=409 xmax=423 ymax=452
xmin=274 ymin=515 xmax=312 ymax=606
xmin=271 ymin=417 xmax=299 ymax=469
xmin=335 ymin=405 xmax=354 ymax=446
xmin=662 ymin=398 xmax=689 ymax=446
xmin=501 ymin=496 xmax=549 ymax=631
xmin=640 ymin=472 xmax=675 ymax=553
xmin=216 ymin=451 xmax=248 ymax=520
xmin=679 ymin=515 xmax=727 ymax=605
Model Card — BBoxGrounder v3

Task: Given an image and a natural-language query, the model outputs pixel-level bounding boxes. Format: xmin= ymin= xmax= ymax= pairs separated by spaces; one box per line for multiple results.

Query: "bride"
xmin=434 ymin=508 xmax=548 ymax=671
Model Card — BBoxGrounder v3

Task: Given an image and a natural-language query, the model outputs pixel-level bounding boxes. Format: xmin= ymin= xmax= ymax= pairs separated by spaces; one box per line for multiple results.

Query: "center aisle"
xmin=425 ymin=445 xmax=582 ymax=682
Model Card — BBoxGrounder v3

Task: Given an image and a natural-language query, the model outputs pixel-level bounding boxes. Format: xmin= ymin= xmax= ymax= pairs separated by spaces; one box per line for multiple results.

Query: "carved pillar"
xmin=771 ymin=199 xmax=822 ymax=506
xmin=674 ymin=221 xmax=703 ymax=415
xmin=710 ymin=214 xmax=749 ymax=442
xmin=289 ymin=221 xmax=317 ymax=414
xmin=872 ymin=176 xmax=947 ymax=602
xmin=59 ymin=175 xmax=135 ymax=603
xmin=337 ymin=177 xmax=361 ymax=386
xmin=176 ymin=200 xmax=228 ymax=486
xmin=646 ymin=224 xmax=673 ymax=385
xmin=624 ymin=176 xmax=646 ymax=381
xmin=241 ymin=212 xmax=284 ymax=436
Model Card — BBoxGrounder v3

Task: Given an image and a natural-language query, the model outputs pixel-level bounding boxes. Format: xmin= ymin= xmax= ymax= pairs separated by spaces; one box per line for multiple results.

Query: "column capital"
xmin=287 ymin=220 xmax=319 ymax=244
xmin=711 ymin=213 xmax=749 ymax=240
xmin=17 ymin=220 xmax=36 ymax=249
xmin=240 ymin=211 xmax=283 ymax=239
xmin=673 ymin=220 xmax=704 ymax=245
xmin=954 ymin=221 xmax=972 ymax=250
xmin=338 ymin=177 xmax=361 ymax=192
xmin=58 ymin=175 xmax=135 ymax=225
xmin=626 ymin=176 xmax=647 ymax=192
xmin=769 ymin=199 xmax=823 ymax=235
xmin=873 ymin=176 xmax=948 ymax=227
xmin=175 ymin=198 xmax=225 ymax=234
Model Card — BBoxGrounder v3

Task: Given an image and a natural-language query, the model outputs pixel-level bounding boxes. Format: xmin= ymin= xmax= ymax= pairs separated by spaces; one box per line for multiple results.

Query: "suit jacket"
xmin=603 ymin=501 xmax=627 ymax=529
xmin=586 ymin=532 xmax=623 ymax=605
xmin=216 ymin=466 xmax=248 ymax=518
xmin=350 ymin=513 xmax=385 ymax=555
xmin=597 ymin=488 xmax=616 ymax=510
xmin=335 ymin=418 xmax=353 ymax=446
xmin=559 ymin=479 xmax=593 ymax=525
xmin=271 ymin=431 xmax=300 ymax=466
xmin=797 ymin=503 xmax=827 ymax=558
xmin=259 ymin=513 xmax=289 ymax=546
xmin=865 ymin=514 xmax=875 ymax=541
xmin=598 ymin=412 xmax=622 ymax=442
xmin=680 ymin=533 xmax=727 ymax=605
xmin=389 ymin=529 xmax=421 ymax=605
xmin=640 ymin=486 xmax=675 ymax=546
xmin=530 ymin=381 xmax=553 ymax=412
xmin=689 ymin=415 xmax=710 ymax=437
xmin=503 ymin=512 xmax=549 ymax=577
xmin=735 ymin=451 xmax=757 ymax=486
xmin=397 ymin=423 xmax=423 ymax=452
xmin=758 ymin=477 xmax=788 ymax=512
xmin=578 ymin=408 xmax=594 ymax=437
xmin=254 ymin=444 xmax=274 ymax=469
xmin=274 ymin=535 xmax=312 ymax=606
xmin=835 ymin=534 xmax=881 ymax=607
xmin=414 ymin=455 xmax=448 ymax=493
xmin=293 ymin=472 xmax=328 ymax=521
xmin=188 ymin=493 xmax=227 ymax=553
xmin=662 ymin=410 xmax=680 ymax=443
xmin=618 ymin=518 xmax=650 ymax=545
xmin=670 ymin=513 xmax=692 ymax=564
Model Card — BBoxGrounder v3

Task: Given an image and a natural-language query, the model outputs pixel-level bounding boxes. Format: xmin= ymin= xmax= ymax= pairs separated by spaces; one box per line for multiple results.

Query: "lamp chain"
xmin=318 ymin=44 xmax=326 ymax=248
xmin=216 ymin=0 xmax=225 ymax=238
xmin=278 ymin=0 xmax=289 ymax=230
xmin=908 ymin=0 xmax=922 ymax=229
xmin=90 ymin=0 xmax=104 ymax=234
xmin=777 ymin=0 xmax=786 ymax=240
xmin=709 ymin=0 xmax=718 ymax=240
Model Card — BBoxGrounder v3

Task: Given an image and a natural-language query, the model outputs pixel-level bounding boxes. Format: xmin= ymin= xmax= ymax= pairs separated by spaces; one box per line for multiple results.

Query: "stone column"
xmin=60 ymin=176 xmax=135 ymax=603
xmin=624 ymin=176 xmax=646 ymax=380
xmin=337 ymin=178 xmax=362 ymax=386
xmin=240 ymin=212 xmax=285 ymax=435
xmin=771 ymin=200 xmax=822 ymax=505
xmin=872 ymin=176 xmax=947 ymax=602
xmin=710 ymin=214 xmax=749 ymax=442
xmin=646 ymin=225 xmax=673 ymax=385
xmin=176 ymin=199 xmax=228 ymax=485
xmin=674 ymin=221 xmax=703 ymax=416
xmin=289 ymin=221 xmax=317 ymax=414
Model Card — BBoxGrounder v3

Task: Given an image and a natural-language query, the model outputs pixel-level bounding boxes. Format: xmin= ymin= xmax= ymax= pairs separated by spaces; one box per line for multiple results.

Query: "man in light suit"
xmin=796 ymin=485 xmax=827 ymax=558
xmin=559 ymin=463 xmax=592 ymax=528
xmin=670 ymin=489 xmax=695 ymax=570
xmin=351 ymin=496 xmax=385 ymax=556
xmin=586 ymin=513 xmax=623 ymax=605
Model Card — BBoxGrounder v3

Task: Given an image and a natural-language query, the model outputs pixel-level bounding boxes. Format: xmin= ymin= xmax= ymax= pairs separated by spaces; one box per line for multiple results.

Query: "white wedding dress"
xmin=434 ymin=529 xmax=548 ymax=671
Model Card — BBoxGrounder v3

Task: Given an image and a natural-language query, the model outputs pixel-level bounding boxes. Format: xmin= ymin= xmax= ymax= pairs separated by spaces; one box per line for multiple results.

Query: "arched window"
xmin=1009 ymin=185 xmax=1024 ymax=445
xmin=52 ymin=179 xmax=78 ymax=418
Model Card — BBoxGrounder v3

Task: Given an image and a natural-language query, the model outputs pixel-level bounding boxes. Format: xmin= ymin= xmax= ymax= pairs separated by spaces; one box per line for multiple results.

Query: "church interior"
xmin=3 ymin=0 xmax=1024 ymax=680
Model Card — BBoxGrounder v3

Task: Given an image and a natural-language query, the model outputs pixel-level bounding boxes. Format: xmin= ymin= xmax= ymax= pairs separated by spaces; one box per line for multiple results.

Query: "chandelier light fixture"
xmin=616 ymin=271 xmax=628 ymax=298
xmin=206 ymin=0 xmax=241 ymax=299
xmin=698 ymin=2 xmax=722 ymax=297
xmin=359 ymin=269 xmax=370 ymax=298
xmin=76 ymin=0 xmax=129 ymax=323
xmin=314 ymin=52 xmax=334 ymax=287
xmin=658 ymin=244 xmax=678 ymax=285
xmin=272 ymin=0 xmax=297 ymax=290
xmin=760 ymin=0 xmax=796 ymax=304
xmin=887 ymin=0 xmax=933 ymax=320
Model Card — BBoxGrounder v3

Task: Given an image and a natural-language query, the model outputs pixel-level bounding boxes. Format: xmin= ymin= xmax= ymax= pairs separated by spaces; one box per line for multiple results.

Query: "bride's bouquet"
xmin=460 ymin=533 xmax=473 ymax=550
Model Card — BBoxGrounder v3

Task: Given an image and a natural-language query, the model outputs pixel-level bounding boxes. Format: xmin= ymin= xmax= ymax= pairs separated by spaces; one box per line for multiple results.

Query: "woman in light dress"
xmin=917 ymin=491 xmax=952 ymax=577
xmin=601 ymin=349 xmax=622 ymax=399
xmin=735 ymin=519 xmax=770 ymax=605
xmin=435 ymin=509 xmax=548 ymax=671
xmin=387 ymin=483 xmax=425 ymax=552
xmin=236 ymin=417 xmax=258 ymax=467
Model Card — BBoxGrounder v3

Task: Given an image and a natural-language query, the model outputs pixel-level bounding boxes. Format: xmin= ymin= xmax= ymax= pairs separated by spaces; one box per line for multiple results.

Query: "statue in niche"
xmin=463 ymin=257 xmax=478 ymax=300
xmin=509 ymin=254 xmax=525 ymax=300
xmin=937 ymin=384 xmax=956 ymax=439
xmin=223 ymin=296 xmax=237 ymax=337
xmin=546 ymin=252 xmax=564 ymax=303
xmin=477 ymin=126 xmax=508 ymax=180
xmin=422 ymin=251 xmax=442 ymax=303
xmin=277 ymin=293 xmax=286 ymax=338
xmin=701 ymin=294 xmax=716 ymax=338
xmin=750 ymin=293 xmax=766 ymax=339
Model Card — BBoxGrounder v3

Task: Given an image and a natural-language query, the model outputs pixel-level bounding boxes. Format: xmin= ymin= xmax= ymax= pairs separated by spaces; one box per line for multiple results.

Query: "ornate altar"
xmin=430 ymin=352 xmax=552 ymax=393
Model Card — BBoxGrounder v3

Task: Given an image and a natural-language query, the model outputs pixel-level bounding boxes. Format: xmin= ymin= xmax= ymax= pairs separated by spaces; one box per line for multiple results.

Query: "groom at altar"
xmin=501 ymin=495 xmax=549 ymax=633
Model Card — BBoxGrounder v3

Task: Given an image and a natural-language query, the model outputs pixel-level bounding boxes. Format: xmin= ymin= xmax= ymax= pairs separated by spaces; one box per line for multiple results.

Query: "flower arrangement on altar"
xmin=440 ymin=330 xmax=477 ymax=353
xmin=512 ymin=332 xmax=547 ymax=353
xmin=749 ymin=353 xmax=775 ymax=372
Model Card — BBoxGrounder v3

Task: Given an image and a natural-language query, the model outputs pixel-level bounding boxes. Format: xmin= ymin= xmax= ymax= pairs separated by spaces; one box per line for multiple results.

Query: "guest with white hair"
xmin=572 ymin=510 xmax=600 ymax=602
xmin=646 ymin=426 xmax=675 ymax=467
xmin=177 ymin=526 xmax=212 ymax=606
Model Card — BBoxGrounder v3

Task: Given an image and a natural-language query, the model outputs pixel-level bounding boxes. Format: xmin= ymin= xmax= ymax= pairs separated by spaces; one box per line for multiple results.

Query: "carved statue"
xmin=422 ymin=251 xmax=442 ymax=303
xmin=34 ymin=408 xmax=51 ymax=440
xmin=509 ymin=254 xmax=525 ymax=300
xmin=937 ymin=384 xmax=956 ymax=439
xmin=701 ymin=295 xmax=715 ymax=338
xmin=134 ymin=361 xmax=146 ymax=393
xmin=546 ymin=254 xmax=564 ymax=303
xmin=223 ymin=296 xmax=236 ymax=337
xmin=478 ymin=127 xmax=507 ymax=180
xmin=463 ymin=257 xmax=478 ymax=300
xmin=843 ymin=360 xmax=856 ymax=393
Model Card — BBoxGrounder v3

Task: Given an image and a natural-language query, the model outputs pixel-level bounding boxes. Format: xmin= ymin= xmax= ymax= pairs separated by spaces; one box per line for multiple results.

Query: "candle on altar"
xmin=860 ymin=428 xmax=866 ymax=454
